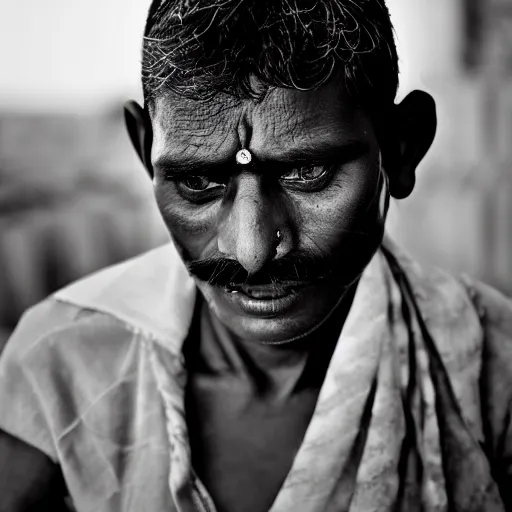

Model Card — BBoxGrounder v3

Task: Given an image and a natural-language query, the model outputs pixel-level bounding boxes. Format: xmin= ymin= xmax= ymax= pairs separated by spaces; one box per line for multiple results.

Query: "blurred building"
xmin=0 ymin=108 xmax=168 ymax=343
xmin=0 ymin=0 xmax=166 ymax=345
xmin=0 ymin=0 xmax=511 ymax=344
xmin=388 ymin=0 xmax=512 ymax=294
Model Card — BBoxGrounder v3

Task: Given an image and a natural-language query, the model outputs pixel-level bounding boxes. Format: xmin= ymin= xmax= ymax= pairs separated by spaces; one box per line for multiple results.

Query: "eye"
xmin=174 ymin=176 xmax=226 ymax=203
xmin=180 ymin=176 xmax=217 ymax=191
xmin=279 ymin=164 xmax=332 ymax=191
xmin=281 ymin=165 xmax=327 ymax=182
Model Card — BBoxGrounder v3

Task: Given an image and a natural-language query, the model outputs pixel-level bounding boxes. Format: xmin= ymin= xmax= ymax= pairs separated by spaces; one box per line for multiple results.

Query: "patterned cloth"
xmin=0 ymin=238 xmax=512 ymax=511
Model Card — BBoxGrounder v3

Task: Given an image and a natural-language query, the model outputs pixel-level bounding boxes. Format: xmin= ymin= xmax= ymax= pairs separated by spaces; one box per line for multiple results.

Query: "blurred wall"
xmin=0 ymin=1 xmax=166 ymax=341
xmin=388 ymin=0 xmax=512 ymax=293
xmin=0 ymin=0 xmax=149 ymax=112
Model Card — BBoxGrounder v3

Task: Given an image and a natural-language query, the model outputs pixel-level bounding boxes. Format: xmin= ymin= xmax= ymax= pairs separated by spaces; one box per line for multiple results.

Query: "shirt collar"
xmin=55 ymin=241 xmax=197 ymax=354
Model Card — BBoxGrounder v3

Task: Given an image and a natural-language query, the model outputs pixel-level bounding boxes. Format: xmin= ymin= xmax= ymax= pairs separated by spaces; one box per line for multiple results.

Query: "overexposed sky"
xmin=0 ymin=0 xmax=459 ymax=112
xmin=0 ymin=0 xmax=151 ymax=111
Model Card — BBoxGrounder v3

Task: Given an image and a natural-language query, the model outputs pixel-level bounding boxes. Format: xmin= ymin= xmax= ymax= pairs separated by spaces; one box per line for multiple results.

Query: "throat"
xmin=184 ymin=285 xmax=356 ymax=399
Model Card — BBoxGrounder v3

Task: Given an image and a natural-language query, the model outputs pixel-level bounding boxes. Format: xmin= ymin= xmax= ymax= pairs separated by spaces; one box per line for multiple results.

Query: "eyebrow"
xmin=154 ymin=139 xmax=368 ymax=176
xmin=264 ymin=139 xmax=369 ymax=165
xmin=154 ymin=155 xmax=233 ymax=177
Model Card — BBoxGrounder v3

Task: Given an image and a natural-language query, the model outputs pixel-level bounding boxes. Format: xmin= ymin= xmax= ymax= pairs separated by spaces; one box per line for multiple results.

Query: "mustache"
xmin=186 ymin=251 xmax=336 ymax=288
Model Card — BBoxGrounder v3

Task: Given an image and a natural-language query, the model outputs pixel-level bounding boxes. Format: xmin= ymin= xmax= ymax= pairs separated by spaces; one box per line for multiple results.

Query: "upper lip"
xmin=227 ymin=281 xmax=309 ymax=299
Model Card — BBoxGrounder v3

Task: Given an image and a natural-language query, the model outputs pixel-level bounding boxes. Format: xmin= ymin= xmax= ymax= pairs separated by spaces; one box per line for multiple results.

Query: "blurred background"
xmin=0 ymin=0 xmax=511 ymax=346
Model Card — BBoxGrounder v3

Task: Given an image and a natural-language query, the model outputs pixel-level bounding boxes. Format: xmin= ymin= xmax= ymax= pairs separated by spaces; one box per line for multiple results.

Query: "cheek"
xmin=154 ymin=183 xmax=219 ymax=259
xmin=296 ymin=158 xmax=384 ymax=253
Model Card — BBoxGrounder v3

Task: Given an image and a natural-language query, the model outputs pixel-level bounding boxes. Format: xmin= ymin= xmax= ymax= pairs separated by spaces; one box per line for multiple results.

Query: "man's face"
xmin=150 ymin=81 xmax=387 ymax=343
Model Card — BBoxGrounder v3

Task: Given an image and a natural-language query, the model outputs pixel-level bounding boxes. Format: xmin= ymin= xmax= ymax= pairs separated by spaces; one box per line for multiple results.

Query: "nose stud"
xmin=236 ymin=148 xmax=252 ymax=165
xmin=273 ymin=230 xmax=282 ymax=256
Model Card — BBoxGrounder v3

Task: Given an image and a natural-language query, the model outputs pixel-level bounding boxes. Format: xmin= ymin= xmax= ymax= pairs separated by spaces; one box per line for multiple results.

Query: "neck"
xmin=184 ymin=283 xmax=358 ymax=399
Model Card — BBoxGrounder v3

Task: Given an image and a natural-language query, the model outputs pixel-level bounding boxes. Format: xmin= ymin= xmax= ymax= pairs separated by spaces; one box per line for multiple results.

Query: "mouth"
xmin=229 ymin=282 xmax=303 ymax=299
xmin=218 ymin=281 xmax=311 ymax=318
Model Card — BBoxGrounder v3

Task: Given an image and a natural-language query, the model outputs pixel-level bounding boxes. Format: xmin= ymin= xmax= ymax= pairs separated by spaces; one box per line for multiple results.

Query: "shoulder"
xmin=390 ymin=241 xmax=512 ymax=372
xmin=0 ymin=296 xmax=148 ymax=434
xmin=0 ymin=243 xmax=195 ymax=458
xmin=386 ymin=240 xmax=512 ymax=336
xmin=384 ymin=241 xmax=512 ymax=446
xmin=2 ymin=240 xmax=196 ymax=403
xmin=0 ymin=300 xmax=176 ymax=510
xmin=53 ymin=241 xmax=196 ymax=344
xmin=4 ymin=297 xmax=145 ymax=389
xmin=390 ymin=241 xmax=512 ymax=452
xmin=2 ymin=241 xmax=183 ymax=372
xmin=0 ymin=296 xmax=148 ymax=463
xmin=385 ymin=239 xmax=484 ymax=361
xmin=457 ymin=276 xmax=512 ymax=379
xmin=460 ymin=278 xmax=512 ymax=447
xmin=460 ymin=277 xmax=512 ymax=336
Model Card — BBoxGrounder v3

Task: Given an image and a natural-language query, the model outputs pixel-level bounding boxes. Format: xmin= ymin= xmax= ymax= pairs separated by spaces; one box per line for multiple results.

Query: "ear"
xmin=383 ymin=90 xmax=437 ymax=199
xmin=124 ymin=100 xmax=154 ymax=178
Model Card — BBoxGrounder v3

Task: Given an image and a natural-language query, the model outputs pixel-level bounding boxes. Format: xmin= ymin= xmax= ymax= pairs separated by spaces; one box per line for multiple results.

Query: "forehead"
xmin=150 ymin=81 xmax=374 ymax=163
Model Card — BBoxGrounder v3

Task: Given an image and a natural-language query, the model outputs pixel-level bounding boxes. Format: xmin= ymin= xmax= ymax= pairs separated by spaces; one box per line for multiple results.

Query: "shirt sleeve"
xmin=0 ymin=299 xmax=79 ymax=462
xmin=464 ymin=278 xmax=512 ymax=509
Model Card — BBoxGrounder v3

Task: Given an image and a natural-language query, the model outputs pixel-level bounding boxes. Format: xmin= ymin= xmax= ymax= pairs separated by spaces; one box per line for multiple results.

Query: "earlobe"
xmin=386 ymin=90 xmax=437 ymax=200
xmin=124 ymin=100 xmax=154 ymax=178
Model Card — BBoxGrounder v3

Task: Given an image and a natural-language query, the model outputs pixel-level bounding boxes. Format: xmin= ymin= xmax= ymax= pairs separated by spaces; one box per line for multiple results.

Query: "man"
xmin=0 ymin=0 xmax=512 ymax=511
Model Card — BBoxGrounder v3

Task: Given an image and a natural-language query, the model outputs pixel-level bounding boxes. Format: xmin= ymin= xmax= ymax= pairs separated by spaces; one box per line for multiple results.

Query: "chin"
xmin=198 ymin=279 xmax=349 ymax=344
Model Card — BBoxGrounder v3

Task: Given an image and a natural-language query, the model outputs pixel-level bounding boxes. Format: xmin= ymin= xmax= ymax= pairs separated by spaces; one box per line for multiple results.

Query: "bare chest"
xmin=185 ymin=375 xmax=320 ymax=512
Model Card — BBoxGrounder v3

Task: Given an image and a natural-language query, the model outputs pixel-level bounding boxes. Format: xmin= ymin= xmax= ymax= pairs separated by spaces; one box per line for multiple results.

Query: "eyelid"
xmin=162 ymin=169 xmax=233 ymax=184
xmin=174 ymin=179 xmax=226 ymax=204
xmin=278 ymin=164 xmax=335 ymax=192
xmin=180 ymin=177 xmax=222 ymax=190
xmin=280 ymin=163 xmax=330 ymax=178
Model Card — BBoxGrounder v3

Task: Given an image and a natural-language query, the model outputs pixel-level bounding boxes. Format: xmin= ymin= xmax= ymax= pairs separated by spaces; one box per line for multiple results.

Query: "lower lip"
xmin=220 ymin=288 xmax=305 ymax=318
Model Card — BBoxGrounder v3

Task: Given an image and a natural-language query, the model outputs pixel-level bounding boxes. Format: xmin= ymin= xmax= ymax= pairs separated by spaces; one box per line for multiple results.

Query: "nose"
xmin=217 ymin=173 xmax=288 ymax=274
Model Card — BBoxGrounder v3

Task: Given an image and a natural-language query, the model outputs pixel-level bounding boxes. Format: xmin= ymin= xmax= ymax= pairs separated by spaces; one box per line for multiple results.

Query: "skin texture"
xmin=150 ymin=81 xmax=388 ymax=344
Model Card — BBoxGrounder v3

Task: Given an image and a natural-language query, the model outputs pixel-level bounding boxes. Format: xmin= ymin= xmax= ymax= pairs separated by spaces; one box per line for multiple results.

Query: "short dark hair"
xmin=142 ymin=0 xmax=399 ymax=114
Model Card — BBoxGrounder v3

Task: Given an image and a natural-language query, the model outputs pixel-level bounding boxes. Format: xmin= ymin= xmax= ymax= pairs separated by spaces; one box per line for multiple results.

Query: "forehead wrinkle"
xmin=249 ymin=87 xmax=360 ymax=157
xmin=154 ymin=95 xmax=236 ymax=136
xmin=152 ymin=94 xmax=245 ymax=159
xmin=151 ymin=80 xmax=363 ymax=163
xmin=250 ymin=92 xmax=301 ymax=150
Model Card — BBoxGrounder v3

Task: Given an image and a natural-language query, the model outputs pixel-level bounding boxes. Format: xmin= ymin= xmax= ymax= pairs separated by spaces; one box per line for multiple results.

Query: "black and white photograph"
xmin=0 ymin=1 xmax=512 ymax=510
